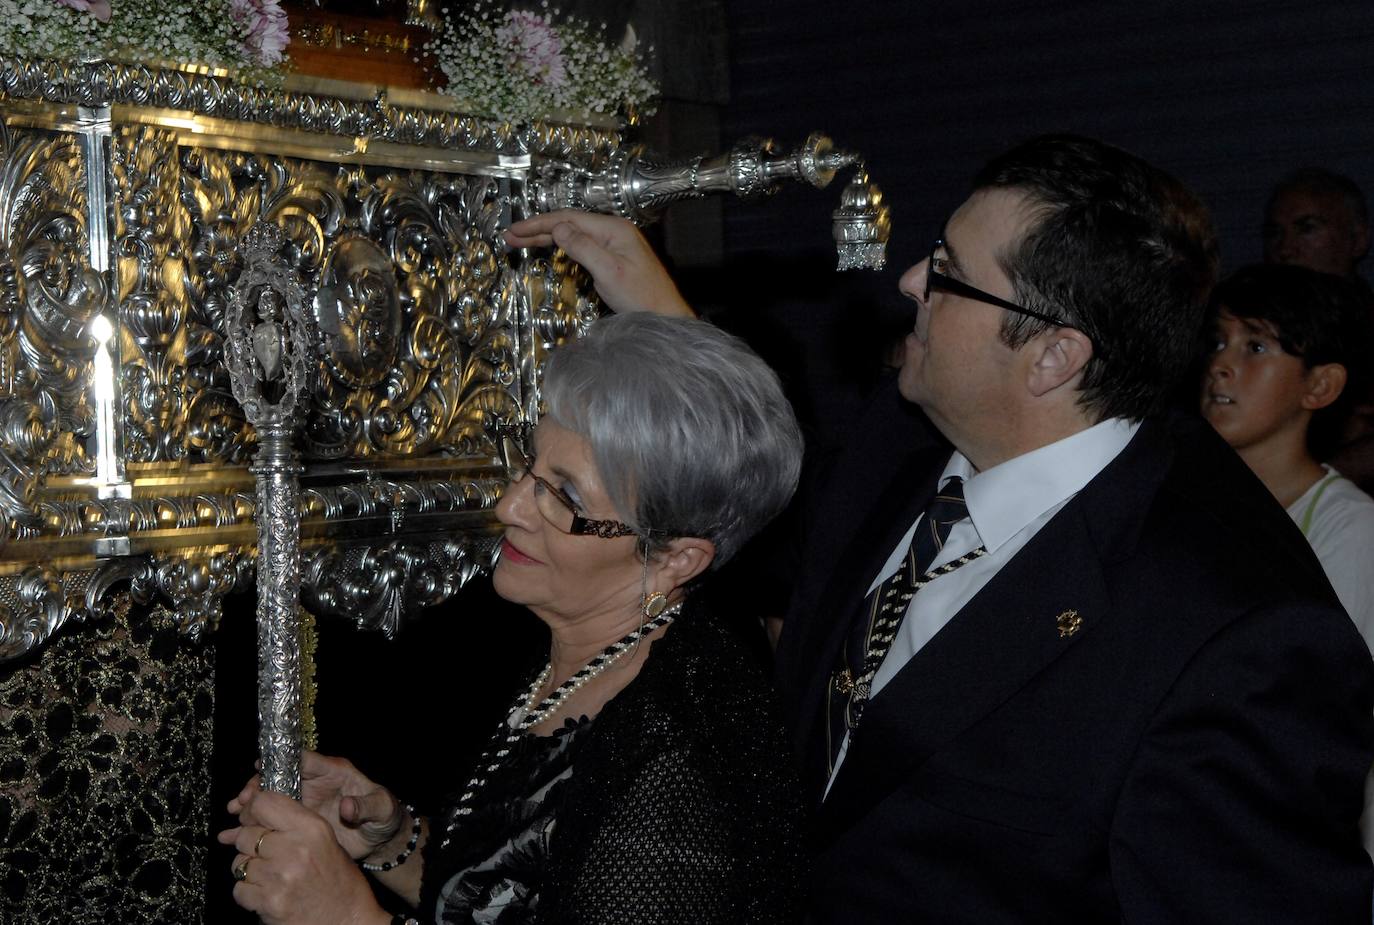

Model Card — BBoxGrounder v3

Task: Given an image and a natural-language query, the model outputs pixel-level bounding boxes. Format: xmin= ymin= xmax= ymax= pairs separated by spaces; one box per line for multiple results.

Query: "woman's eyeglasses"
xmin=501 ymin=436 xmax=638 ymax=539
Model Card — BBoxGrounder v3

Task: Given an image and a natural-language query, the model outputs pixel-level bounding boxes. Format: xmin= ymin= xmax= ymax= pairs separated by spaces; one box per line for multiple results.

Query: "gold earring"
xmin=642 ymin=591 xmax=668 ymax=619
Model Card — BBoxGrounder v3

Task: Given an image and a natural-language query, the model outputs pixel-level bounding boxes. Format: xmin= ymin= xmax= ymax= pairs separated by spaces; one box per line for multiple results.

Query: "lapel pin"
xmin=1056 ymin=609 xmax=1082 ymax=638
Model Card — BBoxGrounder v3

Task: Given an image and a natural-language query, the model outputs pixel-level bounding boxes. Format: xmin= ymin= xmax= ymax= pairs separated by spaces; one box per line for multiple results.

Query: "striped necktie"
xmin=827 ymin=476 xmax=986 ymax=771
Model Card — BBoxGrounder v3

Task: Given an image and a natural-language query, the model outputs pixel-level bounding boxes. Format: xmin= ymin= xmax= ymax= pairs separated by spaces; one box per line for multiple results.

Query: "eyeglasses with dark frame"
xmin=924 ymin=239 xmax=1100 ymax=358
xmin=500 ymin=435 xmax=639 ymax=539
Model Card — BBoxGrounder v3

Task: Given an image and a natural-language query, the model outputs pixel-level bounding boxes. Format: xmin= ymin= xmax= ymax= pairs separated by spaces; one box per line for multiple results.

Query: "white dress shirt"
xmin=825 ymin=417 xmax=1140 ymax=794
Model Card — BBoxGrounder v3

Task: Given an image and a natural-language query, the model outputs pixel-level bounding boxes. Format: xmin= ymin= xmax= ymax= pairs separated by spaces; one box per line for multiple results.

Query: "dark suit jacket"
xmin=774 ymin=384 xmax=1374 ymax=923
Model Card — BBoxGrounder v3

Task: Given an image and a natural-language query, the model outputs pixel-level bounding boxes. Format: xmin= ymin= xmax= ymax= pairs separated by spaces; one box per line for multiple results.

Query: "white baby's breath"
xmin=428 ymin=2 xmax=658 ymax=123
xmin=0 ymin=0 xmax=290 ymax=80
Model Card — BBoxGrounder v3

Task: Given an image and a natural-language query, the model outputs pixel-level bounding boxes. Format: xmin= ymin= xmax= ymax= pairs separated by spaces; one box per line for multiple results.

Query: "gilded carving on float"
xmin=0 ymin=70 xmax=593 ymax=662
xmin=0 ymin=53 xmax=887 ymax=673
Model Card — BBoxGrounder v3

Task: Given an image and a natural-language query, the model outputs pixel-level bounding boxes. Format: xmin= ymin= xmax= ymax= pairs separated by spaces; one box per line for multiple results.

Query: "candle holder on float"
xmin=529 ymin=132 xmax=891 ymax=271
xmin=85 ymin=314 xmax=124 ymax=498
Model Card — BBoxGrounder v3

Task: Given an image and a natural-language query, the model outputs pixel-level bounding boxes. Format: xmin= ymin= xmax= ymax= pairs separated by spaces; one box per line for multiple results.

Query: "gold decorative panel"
xmin=0 ymin=60 xmax=608 ymax=662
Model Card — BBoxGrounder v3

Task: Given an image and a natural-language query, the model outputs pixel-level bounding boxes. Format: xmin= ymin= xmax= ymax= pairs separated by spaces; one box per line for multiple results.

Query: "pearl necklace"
xmin=438 ymin=602 xmax=682 ymax=848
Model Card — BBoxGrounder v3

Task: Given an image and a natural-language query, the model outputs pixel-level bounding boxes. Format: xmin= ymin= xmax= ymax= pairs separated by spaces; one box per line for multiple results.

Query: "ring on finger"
xmin=254 ymin=829 xmax=271 ymax=856
xmin=232 ymin=857 xmax=251 ymax=883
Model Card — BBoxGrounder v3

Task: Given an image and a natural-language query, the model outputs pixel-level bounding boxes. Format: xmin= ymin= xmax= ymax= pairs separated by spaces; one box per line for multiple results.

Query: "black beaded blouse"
xmin=419 ymin=603 xmax=806 ymax=924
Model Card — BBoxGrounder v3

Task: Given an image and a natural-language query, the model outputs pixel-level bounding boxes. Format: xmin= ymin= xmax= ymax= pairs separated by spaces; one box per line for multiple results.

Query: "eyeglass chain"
xmin=437 ymin=601 xmax=683 ymax=849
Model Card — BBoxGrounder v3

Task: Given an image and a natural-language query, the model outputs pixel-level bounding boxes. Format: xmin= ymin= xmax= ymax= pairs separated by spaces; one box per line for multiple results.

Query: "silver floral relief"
xmin=133 ymin=551 xmax=255 ymax=640
xmin=0 ymin=57 xmax=622 ymax=162
xmin=299 ymin=166 xmax=514 ymax=460
xmin=301 ymin=537 xmax=491 ymax=640
xmin=0 ymin=103 xmax=589 ymax=663
xmin=0 ymin=116 xmax=110 ymax=658
xmin=113 ymin=125 xmax=192 ymax=464
xmin=0 ymin=565 xmax=74 ymax=661
xmin=0 ymin=119 xmax=101 ymax=527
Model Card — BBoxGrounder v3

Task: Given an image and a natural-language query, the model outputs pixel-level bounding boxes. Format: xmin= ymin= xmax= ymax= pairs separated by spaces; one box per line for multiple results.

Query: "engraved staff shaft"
xmin=224 ymin=222 xmax=314 ymax=800
xmin=252 ymin=423 xmax=304 ymax=796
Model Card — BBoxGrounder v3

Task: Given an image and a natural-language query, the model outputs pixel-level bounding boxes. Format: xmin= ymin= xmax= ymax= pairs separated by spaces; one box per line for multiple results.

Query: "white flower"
xmin=0 ymin=0 xmax=291 ymax=77
xmin=433 ymin=2 xmax=658 ymax=122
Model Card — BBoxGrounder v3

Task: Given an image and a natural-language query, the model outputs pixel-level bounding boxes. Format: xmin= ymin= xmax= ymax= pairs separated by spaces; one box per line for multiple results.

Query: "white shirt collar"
xmin=943 ymin=417 xmax=1141 ymax=554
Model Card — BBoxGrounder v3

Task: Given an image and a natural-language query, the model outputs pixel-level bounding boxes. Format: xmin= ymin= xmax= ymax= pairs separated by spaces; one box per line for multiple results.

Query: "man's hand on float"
xmin=505 ymin=210 xmax=695 ymax=318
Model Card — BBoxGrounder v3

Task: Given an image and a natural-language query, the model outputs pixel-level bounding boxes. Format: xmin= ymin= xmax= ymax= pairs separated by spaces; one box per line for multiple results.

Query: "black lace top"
xmin=419 ymin=605 xmax=805 ymax=924
xmin=0 ymin=604 xmax=215 ymax=925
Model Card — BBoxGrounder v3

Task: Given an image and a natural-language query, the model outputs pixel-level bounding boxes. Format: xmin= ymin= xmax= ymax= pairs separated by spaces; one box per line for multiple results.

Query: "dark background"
xmin=208 ymin=1 xmax=1374 ymax=919
xmin=702 ymin=0 xmax=1374 ymax=447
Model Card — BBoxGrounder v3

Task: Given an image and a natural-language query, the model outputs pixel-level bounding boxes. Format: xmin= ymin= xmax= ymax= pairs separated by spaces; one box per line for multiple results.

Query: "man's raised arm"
xmin=505 ymin=210 xmax=696 ymax=318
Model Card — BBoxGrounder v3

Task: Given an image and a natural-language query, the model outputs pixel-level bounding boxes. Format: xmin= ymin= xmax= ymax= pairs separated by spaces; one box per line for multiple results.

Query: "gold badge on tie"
xmin=1056 ymin=609 xmax=1082 ymax=638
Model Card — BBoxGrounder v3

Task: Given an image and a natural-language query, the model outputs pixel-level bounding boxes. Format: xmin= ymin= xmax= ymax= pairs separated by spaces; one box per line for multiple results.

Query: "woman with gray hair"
xmin=221 ymin=313 xmax=806 ymax=924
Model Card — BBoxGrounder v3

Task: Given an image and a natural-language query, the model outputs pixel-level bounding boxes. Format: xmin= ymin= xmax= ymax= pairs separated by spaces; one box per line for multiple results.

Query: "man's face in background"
xmin=1263 ymin=187 xmax=1369 ymax=278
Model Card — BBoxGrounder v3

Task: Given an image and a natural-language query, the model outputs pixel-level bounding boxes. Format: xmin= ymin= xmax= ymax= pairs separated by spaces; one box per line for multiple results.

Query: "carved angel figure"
xmin=251 ymin=287 xmax=287 ymax=384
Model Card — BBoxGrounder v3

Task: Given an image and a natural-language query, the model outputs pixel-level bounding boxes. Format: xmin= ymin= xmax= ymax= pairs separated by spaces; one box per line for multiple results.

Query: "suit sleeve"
xmin=1110 ymin=601 xmax=1374 ymax=923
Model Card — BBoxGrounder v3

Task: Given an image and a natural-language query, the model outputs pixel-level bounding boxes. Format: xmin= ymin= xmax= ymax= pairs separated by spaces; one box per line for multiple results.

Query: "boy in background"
xmin=1202 ymin=264 xmax=1374 ymax=640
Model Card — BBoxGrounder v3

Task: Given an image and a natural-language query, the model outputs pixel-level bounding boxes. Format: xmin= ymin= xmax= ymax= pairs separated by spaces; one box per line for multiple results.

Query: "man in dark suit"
xmin=507 ymin=134 xmax=1374 ymax=921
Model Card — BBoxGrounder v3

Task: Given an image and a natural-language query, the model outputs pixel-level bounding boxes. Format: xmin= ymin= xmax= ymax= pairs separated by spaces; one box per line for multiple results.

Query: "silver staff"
xmin=224 ymin=222 xmax=314 ymax=798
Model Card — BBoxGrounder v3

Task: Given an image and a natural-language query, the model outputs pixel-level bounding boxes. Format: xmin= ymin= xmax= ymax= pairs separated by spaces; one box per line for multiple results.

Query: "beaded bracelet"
xmin=361 ymin=803 xmax=421 ymax=872
xmin=390 ymin=916 xmax=420 ymax=925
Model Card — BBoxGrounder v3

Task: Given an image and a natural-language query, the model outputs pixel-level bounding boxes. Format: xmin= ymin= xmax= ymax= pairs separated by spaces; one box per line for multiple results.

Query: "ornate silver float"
xmin=0 ymin=55 xmax=887 ymax=793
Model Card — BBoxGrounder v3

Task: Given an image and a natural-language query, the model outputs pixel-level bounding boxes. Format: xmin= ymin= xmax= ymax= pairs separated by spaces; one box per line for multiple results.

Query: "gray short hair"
xmin=542 ymin=313 xmax=803 ymax=568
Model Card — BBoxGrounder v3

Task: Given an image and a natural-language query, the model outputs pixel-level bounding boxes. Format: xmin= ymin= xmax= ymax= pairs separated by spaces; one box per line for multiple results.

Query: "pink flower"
xmin=53 ymin=0 xmax=111 ymax=22
xmin=228 ymin=0 xmax=290 ymax=66
xmin=496 ymin=10 xmax=567 ymax=88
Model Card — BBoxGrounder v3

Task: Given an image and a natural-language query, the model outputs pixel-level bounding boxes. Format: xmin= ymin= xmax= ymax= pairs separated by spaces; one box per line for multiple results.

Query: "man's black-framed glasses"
xmin=923 ymin=239 xmax=1070 ymax=330
xmin=500 ymin=435 xmax=639 ymax=539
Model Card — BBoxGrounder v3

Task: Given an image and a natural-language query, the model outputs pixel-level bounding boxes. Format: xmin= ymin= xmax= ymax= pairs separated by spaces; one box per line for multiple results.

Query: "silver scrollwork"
xmin=0 ymin=57 xmax=622 ymax=159
xmin=302 ymin=535 xmax=497 ymax=640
